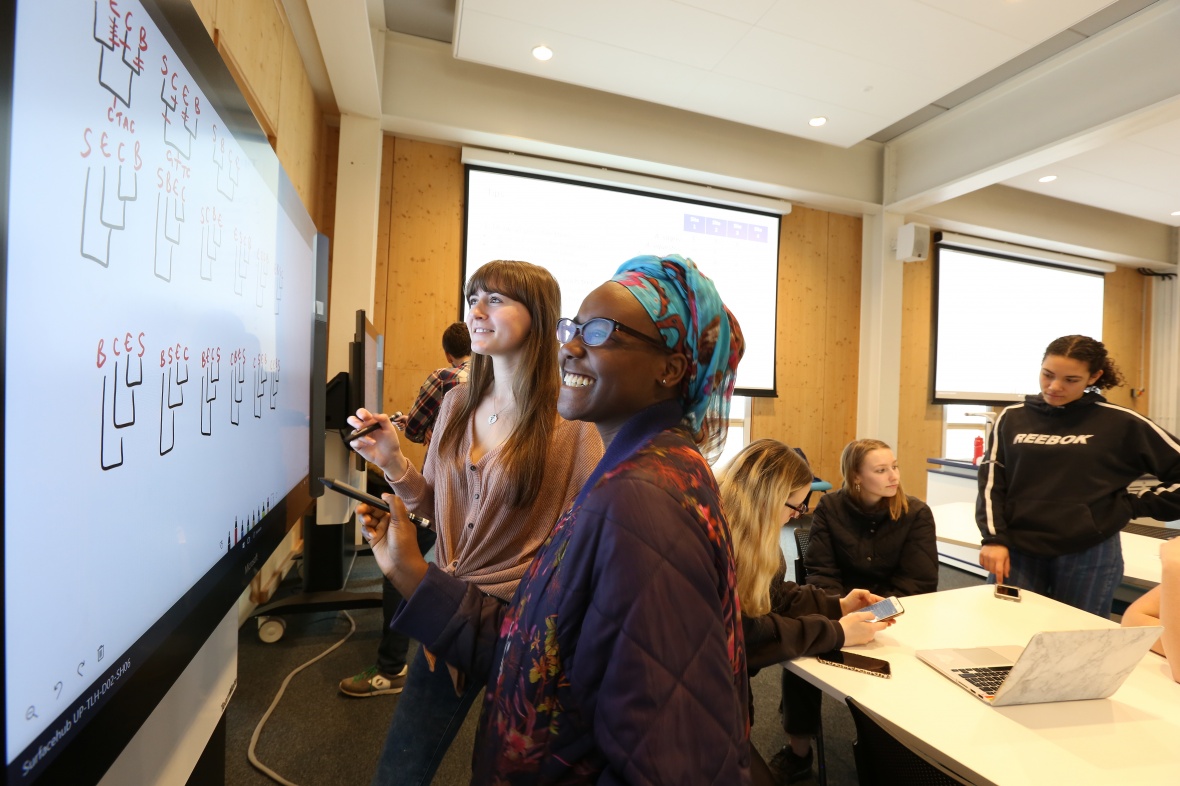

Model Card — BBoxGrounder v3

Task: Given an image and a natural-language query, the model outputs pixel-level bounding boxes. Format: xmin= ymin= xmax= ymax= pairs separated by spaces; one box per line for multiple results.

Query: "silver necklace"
xmin=487 ymin=393 xmax=508 ymax=425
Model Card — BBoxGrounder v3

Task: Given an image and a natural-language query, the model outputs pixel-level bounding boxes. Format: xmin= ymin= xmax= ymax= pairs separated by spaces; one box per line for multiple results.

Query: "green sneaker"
xmin=338 ymin=665 xmax=408 ymax=697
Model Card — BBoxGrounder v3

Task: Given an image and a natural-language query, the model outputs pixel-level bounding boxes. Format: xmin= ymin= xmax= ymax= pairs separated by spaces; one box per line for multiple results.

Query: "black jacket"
xmin=803 ymin=489 xmax=939 ymax=597
xmin=741 ymin=556 xmax=843 ymax=724
xmin=976 ymin=391 xmax=1180 ymax=557
xmin=742 ymin=557 xmax=844 ymax=675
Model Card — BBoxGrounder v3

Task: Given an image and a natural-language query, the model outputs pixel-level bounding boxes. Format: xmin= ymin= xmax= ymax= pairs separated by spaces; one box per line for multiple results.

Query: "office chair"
xmin=846 ymin=697 xmax=976 ymax=786
xmin=793 ymin=526 xmax=811 ymax=584
xmin=791 ymin=446 xmax=832 ymax=509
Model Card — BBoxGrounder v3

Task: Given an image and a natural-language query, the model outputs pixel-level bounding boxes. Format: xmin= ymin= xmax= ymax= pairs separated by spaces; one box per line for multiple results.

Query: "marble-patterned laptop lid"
xmin=992 ymin=626 xmax=1162 ymax=707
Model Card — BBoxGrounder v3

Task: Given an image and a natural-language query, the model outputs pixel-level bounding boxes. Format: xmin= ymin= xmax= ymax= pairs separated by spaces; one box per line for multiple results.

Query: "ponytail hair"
xmin=1042 ymin=334 xmax=1124 ymax=390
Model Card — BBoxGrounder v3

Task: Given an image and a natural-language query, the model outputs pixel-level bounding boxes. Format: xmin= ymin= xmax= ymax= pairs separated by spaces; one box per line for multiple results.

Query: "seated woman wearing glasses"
xmin=717 ymin=439 xmax=891 ymax=783
xmin=360 ymin=255 xmax=752 ymax=784
xmin=773 ymin=438 xmax=938 ymax=782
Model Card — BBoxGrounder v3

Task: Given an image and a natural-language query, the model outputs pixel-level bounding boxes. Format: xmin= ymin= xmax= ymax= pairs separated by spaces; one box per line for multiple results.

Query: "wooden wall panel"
xmin=1102 ymin=266 xmax=1150 ymax=412
xmin=213 ymin=0 xmax=284 ymax=138
xmin=189 ymin=0 xmax=216 ymax=39
xmin=751 ymin=206 xmax=861 ymax=489
xmin=898 ymin=256 xmax=944 ymax=500
xmin=372 ymin=141 xmax=396 ymax=333
xmin=821 ymin=213 xmax=863 ymax=478
xmin=381 ymin=138 xmax=465 ymax=470
xmin=276 ymin=25 xmax=324 ymax=221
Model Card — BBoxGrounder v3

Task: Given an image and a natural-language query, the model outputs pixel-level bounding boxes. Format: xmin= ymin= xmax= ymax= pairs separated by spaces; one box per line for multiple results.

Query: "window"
xmin=716 ymin=396 xmax=750 ymax=468
xmin=943 ymin=405 xmax=991 ymax=461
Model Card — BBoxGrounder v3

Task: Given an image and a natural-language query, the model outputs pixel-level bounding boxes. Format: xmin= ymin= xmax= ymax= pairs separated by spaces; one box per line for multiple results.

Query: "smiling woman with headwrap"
xmin=359 ymin=254 xmax=750 ymax=785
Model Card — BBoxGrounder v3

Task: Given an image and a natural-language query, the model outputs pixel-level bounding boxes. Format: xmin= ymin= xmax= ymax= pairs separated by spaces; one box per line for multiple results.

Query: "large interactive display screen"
xmin=464 ymin=168 xmax=782 ymax=395
xmin=932 ymin=244 xmax=1104 ymax=404
xmin=2 ymin=1 xmax=317 ymax=782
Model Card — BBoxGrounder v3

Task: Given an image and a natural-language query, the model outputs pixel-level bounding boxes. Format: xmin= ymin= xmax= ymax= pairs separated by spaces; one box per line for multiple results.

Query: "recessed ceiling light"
xmin=1172 ymin=210 xmax=1180 ymax=217
xmin=809 ymin=117 xmax=827 ymax=127
xmin=1038 ymin=175 xmax=1057 ymax=183
xmin=532 ymin=45 xmax=553 ymax=61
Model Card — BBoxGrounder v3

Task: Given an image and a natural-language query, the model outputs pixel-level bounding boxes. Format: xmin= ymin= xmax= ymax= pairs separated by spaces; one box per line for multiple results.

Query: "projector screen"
xmin=3 ymin=1 xmax=317 ymax=782
xmin=932 ymin=244 xmax=1105 ymax=404
xmin=464 ymin=168 xmax=781 ymax=394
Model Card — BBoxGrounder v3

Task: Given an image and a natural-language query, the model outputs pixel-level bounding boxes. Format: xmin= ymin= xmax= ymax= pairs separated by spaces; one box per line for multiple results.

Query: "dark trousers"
xmin=780 ymin=669 xmax=823 ymax=737
xmin=375 ymin=526 xmax=436 ymax=675
xmin=997 ymin=532 xmax=1123 ymax=618
xmin=370 ymin=645 xmax=484 ymax=786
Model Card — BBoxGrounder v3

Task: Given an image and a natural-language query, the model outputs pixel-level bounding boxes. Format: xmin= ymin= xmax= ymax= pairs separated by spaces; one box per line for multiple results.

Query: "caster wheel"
xmin=257 ymin=616 xmax=286 ymax=643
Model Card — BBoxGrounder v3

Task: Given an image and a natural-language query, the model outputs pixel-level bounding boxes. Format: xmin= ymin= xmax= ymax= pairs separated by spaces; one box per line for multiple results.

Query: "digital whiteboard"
xmin=2 ymin=0 xmax=317 ymax=781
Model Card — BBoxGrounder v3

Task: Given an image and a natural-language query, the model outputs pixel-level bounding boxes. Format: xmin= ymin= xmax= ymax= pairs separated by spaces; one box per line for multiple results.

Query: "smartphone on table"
xmin=993 ymin=584 xmax=1022 ymax=602
xmin=318 ymin=477 xmax=432 ymax=529
xmin=862 ymin=596 xmax=905 ymax=622
xmin=815 ymin=650 xmax=892 ymax=679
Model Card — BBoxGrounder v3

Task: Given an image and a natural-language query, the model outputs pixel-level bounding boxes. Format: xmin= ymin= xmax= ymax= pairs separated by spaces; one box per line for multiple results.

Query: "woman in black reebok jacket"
xmin=977 ymin=335 xmax=1180 ymax=616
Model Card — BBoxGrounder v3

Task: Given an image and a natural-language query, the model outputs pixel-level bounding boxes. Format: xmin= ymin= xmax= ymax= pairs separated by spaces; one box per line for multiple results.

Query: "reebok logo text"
xmin=1013 ymin=433 xmax=1093 ymax=445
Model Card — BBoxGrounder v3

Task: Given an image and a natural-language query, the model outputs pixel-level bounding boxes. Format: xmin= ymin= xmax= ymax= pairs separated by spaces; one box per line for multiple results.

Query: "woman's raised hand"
xmin=347 ymin=409 xmax=408 ymax=477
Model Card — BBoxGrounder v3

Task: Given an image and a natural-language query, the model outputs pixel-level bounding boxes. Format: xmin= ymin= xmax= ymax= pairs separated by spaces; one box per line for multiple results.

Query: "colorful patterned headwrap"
xmin=612 ymin=254 xmax=745 ymax=464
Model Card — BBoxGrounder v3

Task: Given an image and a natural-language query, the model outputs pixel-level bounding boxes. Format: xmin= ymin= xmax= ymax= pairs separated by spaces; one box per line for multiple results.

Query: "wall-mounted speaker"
xmin=896 ymin=222 xmax=931 ymax=262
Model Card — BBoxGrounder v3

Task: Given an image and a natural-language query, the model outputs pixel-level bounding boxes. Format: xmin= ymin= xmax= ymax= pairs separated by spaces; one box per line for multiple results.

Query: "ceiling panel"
xmin=714 ymin=27 xmax=941 ymax=119
xmin=1003 ymin=154 xmax=1180 ymax=227
xmin=684 ymin=72 xmax=890 ymax=145
xmin=757 ymin=0 xmax=1028 ymax=78
xmin=1067 ymin=141 xmax=1180 ymax=191
xmin=455 ymin=11 xmax=701 ymax=107
xmin=453 ymin=0 xmax=1123 ymax=147
xmin=1126 ymin=115 xmax=1180 ymax=157
xmin=430 ymin=0 xmax=1180 ymax=225
xmin=459 ymin=0 xmax=751 ymax=70
xmin=671 ymin=0 xmax=777 ymax=25
xmin=916 ymin=0 xmax=1119 ymax=44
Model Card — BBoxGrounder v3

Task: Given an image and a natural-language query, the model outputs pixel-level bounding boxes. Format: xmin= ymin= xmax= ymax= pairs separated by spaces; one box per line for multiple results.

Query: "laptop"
xmin=916 ymin=626 xmax=1162 ymax=707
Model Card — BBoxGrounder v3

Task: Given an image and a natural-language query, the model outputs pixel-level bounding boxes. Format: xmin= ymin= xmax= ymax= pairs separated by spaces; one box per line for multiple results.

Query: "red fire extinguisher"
xmin=972 ymin=436 xmax=984 ymax=465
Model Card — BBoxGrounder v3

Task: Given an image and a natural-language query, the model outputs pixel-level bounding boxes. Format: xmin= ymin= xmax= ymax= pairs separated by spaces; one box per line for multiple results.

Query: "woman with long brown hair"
xmin=347 ymin=260 xmax=603 ymax=785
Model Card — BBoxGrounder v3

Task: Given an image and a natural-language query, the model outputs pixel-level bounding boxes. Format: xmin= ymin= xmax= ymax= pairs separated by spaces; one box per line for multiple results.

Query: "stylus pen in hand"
xmin=346 ymin=421 xmax=382 ymax=442
xmin=358 ymin=498 xmax=431 ymax=530
xmin=403 ymin=510 xmax=432 ymax=529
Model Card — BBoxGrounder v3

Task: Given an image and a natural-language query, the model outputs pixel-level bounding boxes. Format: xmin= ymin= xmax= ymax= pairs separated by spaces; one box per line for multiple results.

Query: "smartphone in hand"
xmin=862 ymin=596 xmax=905 ymax=622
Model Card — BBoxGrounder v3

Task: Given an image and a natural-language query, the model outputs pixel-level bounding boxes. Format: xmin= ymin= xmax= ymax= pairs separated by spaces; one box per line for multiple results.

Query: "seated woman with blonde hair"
xmin=718 ymin=438 xmax=891 ymax=783
xmin=773 ymin=437 xmax=937 ymax=782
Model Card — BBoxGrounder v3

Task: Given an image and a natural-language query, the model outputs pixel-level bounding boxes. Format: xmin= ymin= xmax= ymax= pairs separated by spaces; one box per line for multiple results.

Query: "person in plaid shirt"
xmin=392 ymin=322 xmax=471 ymax=447
xmin=338 ymin=322 xmax=470 ymax=698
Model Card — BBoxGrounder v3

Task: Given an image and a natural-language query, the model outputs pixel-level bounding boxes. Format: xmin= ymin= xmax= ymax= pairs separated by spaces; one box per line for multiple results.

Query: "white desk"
xmin=930 ymin=502 xmax=1165 ymax=587
xmin=787 ymin=585 xmax=1180 ymax=786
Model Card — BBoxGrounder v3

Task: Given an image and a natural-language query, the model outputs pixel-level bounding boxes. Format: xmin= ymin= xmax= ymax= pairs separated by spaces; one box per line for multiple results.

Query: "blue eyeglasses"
xmin=556 ymin=317 xmax=667 ymax=351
